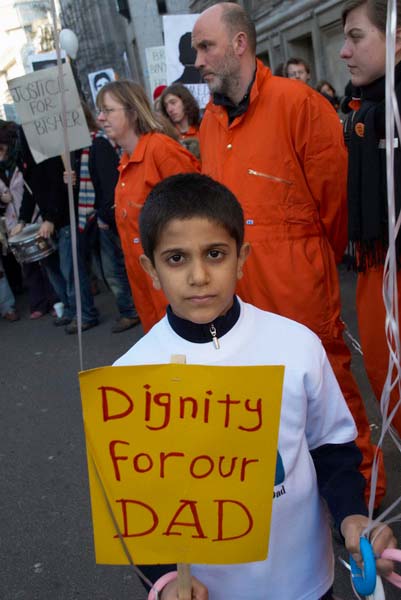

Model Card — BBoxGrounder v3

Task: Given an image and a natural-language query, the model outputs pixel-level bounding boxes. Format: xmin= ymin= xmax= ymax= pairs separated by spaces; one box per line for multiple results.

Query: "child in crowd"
xmin=114 ymin=173 xmax=397 ymax=600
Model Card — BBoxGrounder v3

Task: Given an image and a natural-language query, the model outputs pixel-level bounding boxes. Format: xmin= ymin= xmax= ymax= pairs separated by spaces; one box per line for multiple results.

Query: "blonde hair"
xmin=96 ymin=80 xmax=163 ymax=135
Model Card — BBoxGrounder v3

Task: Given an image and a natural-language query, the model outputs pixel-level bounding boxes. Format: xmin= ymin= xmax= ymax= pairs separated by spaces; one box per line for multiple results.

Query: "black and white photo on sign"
xmin=88 ymin=68 xmax=115 ymax=104
xmin=163 ymin=14 xmax=210 ymax=109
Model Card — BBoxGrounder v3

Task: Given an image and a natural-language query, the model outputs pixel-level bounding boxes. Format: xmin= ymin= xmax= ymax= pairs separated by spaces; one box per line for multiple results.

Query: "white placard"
xmin=145 ymin=46 xmax=167 ymax=98
xmin=8 ymin=62 xmax=91 ymax=164
xmin=30 ymin=50 xmax=67 ymax=72
xmin=163 ymin=14 xmax=210 ymax=109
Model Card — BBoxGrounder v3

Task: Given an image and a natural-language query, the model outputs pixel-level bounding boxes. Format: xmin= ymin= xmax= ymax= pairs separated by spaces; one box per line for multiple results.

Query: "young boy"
xmin=114 ymin=173 xmax=396 ymax=600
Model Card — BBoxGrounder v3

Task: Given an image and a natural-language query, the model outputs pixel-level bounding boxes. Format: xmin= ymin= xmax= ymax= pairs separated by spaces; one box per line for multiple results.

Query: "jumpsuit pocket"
xmin=248 ymin=168 xmax=293 ymax=187
xmin=246 ymin=168 xmax=294 ymax=229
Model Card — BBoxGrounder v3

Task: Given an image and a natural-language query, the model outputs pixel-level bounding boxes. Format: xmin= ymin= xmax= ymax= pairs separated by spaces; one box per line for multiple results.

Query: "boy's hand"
xmin=160 ymin=576 xmax=208 ymax=600
xmin=341 ymin=514 xmax=397 ymax=577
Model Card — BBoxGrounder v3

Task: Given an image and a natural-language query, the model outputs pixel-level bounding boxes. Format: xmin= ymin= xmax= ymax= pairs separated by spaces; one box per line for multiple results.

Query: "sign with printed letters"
xmin=145 ymin=46 xmax=167 ymax=96
xmin=7 ymin=63 xmax=91 ymax=163
xmin=79 ymin=363 xmax=284 ymax=565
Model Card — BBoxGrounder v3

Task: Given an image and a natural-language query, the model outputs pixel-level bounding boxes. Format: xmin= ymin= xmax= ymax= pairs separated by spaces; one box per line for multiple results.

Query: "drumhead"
xmin=9 ymin=223 xmax=41 ymax=243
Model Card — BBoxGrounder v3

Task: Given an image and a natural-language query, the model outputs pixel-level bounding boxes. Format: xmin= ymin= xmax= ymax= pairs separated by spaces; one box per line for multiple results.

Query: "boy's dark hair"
xmin=140 ymin=173 xmax=244 ymax=263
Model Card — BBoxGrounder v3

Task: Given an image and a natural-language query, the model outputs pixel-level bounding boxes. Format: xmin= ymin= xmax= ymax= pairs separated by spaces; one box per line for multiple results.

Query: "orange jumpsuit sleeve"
xmin=156 ymin=140 xmax=200 ymax=179
xmin=294 ymin=93 xmax=348 ymax=263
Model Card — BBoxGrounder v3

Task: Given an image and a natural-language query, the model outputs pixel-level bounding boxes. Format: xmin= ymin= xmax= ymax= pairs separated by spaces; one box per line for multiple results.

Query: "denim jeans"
xmin=0 ymin=256 xmax=15 ymax=316
xmin=44 ymin=225 xmax=98 ymax=324
xmin=99 ymin=227 xmax=137 ymax=319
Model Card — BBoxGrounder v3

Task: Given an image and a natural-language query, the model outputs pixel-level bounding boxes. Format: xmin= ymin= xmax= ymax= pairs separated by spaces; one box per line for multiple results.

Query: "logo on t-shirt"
xmin=273 ymin=450 xmax=287 ymax=499
xmin=274 ymin=450 xmax=285 ymax=485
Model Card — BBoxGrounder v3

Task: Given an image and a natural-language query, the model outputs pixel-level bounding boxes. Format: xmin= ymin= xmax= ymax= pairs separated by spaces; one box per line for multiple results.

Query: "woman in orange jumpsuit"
xmin=96 ymin=81 xmax=200 ymax=332
xmin=341 ymin=0 xmax=401 ymax=436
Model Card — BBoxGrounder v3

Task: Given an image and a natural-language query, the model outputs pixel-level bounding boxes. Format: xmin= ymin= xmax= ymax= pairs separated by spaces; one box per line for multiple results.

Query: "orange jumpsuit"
xmin=115 ymin=132 xmax=200 ymax=332
xmin=178 ymin=124 xmax=199 ymax=140
xmin=357 ymin=267 xmax=401 ymax=435
xmin=199 ymin=59 xmax=385 ymax=503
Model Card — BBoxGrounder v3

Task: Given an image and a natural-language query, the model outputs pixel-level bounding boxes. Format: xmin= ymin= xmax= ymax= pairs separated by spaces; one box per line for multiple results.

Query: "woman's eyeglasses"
xmin=96 ymin=107 xmax=125 ymax=116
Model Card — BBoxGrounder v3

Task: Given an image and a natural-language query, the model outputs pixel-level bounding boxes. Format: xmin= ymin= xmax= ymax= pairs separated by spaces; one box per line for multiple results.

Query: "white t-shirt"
xmin=114 ymin=298 xmax=357 ymax=600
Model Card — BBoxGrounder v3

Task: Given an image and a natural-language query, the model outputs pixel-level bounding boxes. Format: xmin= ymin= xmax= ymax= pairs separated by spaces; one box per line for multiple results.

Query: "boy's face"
xmin=140 ymin=217 xmax=249 ymax=325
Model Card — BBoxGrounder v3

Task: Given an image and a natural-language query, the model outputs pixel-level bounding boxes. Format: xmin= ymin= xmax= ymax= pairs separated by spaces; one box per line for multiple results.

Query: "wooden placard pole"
xmin=170 ymin=354 xmax=192 ymax=600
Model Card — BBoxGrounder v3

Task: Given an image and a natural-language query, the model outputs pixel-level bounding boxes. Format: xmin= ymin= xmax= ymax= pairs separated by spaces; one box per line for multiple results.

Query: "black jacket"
xmin=88 ymin=136 xmax=119 ymax=231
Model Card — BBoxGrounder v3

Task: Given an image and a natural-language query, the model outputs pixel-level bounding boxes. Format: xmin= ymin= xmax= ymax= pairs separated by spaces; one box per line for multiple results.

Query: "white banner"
xmin=8 ymin=62 xmax=91 ymax=164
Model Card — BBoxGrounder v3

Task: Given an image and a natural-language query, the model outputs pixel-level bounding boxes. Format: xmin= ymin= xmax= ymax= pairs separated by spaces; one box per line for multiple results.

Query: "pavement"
xmin=0 ymin=266 xmax=400 ymax=600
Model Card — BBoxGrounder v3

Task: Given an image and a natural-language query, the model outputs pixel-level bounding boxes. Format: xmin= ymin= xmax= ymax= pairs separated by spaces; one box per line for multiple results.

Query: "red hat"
xmin=153 ymin=85 xmax=167 ymax=101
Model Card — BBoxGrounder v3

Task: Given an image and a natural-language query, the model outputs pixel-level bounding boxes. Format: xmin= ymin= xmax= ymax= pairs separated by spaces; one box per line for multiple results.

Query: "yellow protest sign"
xmin=79 ymin=364 xmax=284 ymax=565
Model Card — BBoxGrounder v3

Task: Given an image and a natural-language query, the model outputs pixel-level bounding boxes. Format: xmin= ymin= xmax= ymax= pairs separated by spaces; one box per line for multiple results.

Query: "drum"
xmin=8 ymin=224 xmax=56 ymax=264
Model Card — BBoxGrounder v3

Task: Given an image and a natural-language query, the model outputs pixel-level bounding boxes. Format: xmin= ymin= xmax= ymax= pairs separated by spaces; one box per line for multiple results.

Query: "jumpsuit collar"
xmin=213 ymin=66 xmax=257 ymax=123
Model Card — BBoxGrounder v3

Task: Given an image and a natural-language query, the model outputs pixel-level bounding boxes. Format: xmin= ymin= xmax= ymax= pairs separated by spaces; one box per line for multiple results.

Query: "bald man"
xmin=192 ymin=2 xmax=384 ymax=504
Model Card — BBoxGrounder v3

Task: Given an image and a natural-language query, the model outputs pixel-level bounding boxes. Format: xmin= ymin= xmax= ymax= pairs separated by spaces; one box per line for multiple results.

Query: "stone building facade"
xmin=189 ymin=0 xmax=349 ymax=97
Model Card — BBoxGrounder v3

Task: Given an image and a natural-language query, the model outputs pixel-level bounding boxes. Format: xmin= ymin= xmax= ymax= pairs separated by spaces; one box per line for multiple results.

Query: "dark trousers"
xmin=23 ymin=261 xmax=57 ymax=313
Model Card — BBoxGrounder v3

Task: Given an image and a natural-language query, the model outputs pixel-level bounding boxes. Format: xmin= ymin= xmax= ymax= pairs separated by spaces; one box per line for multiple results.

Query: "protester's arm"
xmin=312 ymin=442 xmax=398 ymax=577
xmin=89 ymin=137 xmax=120 ymax=228
xmin=18 ymin=179 xmax=36 ymax=225
xmin=311 ymin=441 xmax=367 ymax=530
xmin=295 ymin=93 xmax=348 ymax=263
xmin=156 ymin=139 xmax=201 ymax=180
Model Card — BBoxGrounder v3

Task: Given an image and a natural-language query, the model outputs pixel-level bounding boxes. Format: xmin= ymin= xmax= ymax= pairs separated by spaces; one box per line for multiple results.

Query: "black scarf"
xmin=347 ymin=61 xmax=401 ymax=270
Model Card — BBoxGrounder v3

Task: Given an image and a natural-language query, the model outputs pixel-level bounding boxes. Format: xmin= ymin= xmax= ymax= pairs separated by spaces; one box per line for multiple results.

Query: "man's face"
xmin=286 ymin=63 xmax=310 ymax=83
xmin=340 ymin=4 xmax=386 ymax=87
xmin=141 ymin=217 xmax=249 ymax=325
xmin=192 ymin=11 xmax=240 ymax=96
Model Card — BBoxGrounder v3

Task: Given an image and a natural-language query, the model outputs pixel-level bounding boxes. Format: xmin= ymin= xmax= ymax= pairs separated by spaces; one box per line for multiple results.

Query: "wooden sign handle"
xmin=177 ymin=563 xmax=192 ymax=600
xmin=170 ymin=355 xmax=191 ymax=600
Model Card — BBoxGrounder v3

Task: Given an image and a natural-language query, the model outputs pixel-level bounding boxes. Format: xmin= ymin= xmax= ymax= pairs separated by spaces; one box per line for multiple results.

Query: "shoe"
xmin=3 ymin=310 xmax=19 ymax=322
xmin=54 ymin=316 xmax=72 ymax=327
xmin=111 ymin=316 xmax=140 ymax=333
xmin=30 ymin=310 xmax=45 ymax=319
xmin=65 ymin=319 xmax=99 ymax=334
